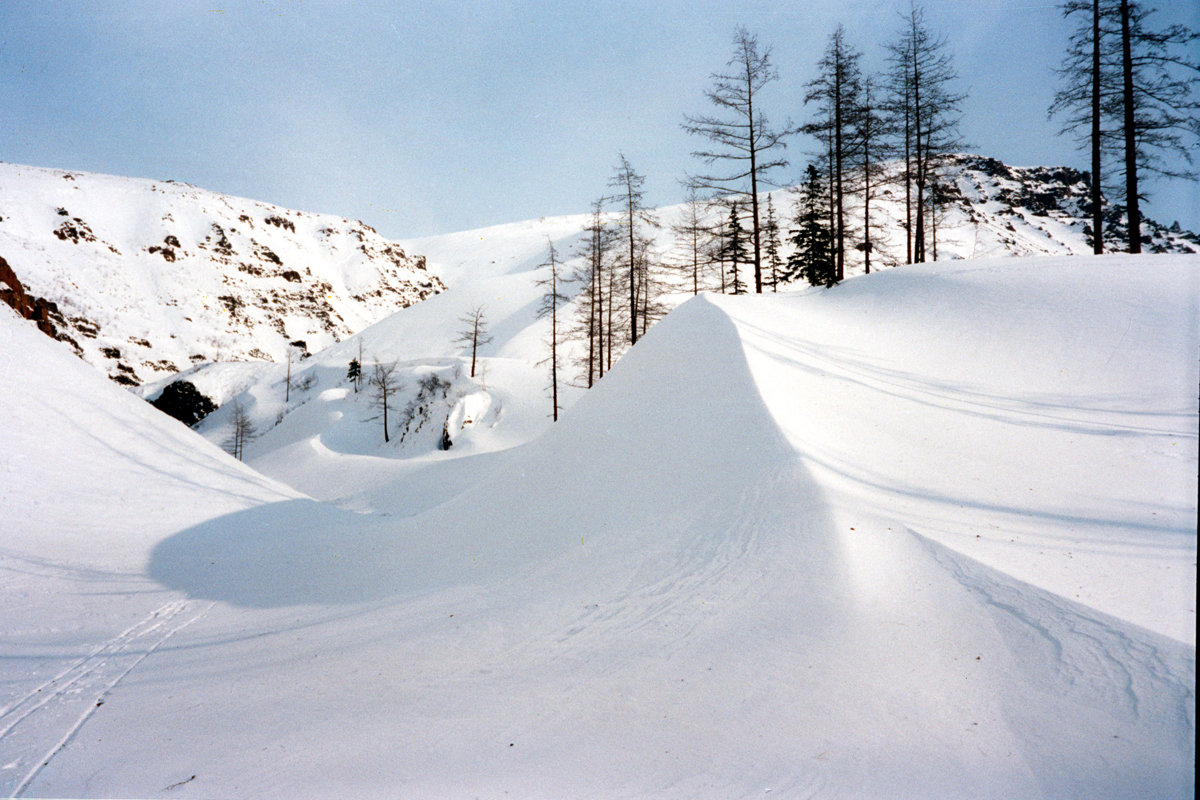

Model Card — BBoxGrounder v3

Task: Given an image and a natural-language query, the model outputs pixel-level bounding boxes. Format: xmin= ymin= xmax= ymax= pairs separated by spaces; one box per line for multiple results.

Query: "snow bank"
xmin=1 ymin=253 xmax=1194 ymax=798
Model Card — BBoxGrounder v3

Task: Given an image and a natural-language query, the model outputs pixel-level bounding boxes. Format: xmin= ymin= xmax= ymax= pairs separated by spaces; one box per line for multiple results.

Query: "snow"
xmin=0 ymin=161 xmax=442 ymax=384
xmin=1 ymin=203 xmax=1196 ymax=797
xmin=724 ymin=256 xmax=1198 ymax=643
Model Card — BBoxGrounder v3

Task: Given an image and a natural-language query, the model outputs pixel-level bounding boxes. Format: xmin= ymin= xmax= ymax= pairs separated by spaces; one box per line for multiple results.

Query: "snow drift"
xmin=0 ymin=254 xmax=1195 ymax=798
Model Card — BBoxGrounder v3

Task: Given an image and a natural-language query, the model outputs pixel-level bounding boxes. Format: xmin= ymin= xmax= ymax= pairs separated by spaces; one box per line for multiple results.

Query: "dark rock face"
xmin=1 ymin=255 xmax=63 ymax=338
xmin=150 ymin=380 xmax=217 ymax=426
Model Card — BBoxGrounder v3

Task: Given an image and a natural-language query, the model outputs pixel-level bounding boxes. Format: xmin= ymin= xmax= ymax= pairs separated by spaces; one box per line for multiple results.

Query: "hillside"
xmin=174 ymin=153 xmax=1198 ymax=482
xmin=867 ymin=154 xmax=1199 ymax=263
xmin=1 ymin=251 xmax=1194 ymax=798
xmin=0 ymin=162 xmax=444 ymax=385
xmin=4 ymin=154 xmax=1196 ymax=399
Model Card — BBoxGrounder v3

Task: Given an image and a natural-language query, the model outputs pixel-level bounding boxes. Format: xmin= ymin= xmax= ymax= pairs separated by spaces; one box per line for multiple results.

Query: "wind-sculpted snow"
xmin=718 ymin=255 xmax=1198 ymax=644
xmin=1 ymin=254 xmax=1195 ymax=798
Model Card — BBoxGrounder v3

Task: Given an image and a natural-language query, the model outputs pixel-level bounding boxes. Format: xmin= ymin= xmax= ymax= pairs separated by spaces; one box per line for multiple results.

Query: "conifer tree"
xmin=804 ymin=24 xmax=862 ymax=282
xmin=788 ymin=164 xmax=835 ymax=287
xmin=886 ymin=38 xmax=916 ymax=263
xmin=609 ymin=154 xmax=655 ymax=345
xmin=683 ymin=26 xmax=789 ymax=293
xmin=224 ymin=399 xmax=257 ymax=461
xmin=1050 ymin=0 xmax=1119 ymax=253
xmin=572 ymin=200 xmax=618 ymax=387
xmin=454 ymin=305 xmax=493 ymax=379
xmin=671 ymin=188 xmax=716 ymax=296
xmin=1115 ymin=0 xmax=1198 ymax=252
xmin=722 ymin=200 xmax=750 ymax=295
xmin=537 ymin=241 xmax=570 ymax=422
xmin=1050 ymin=0 xmax=1198 ymax=253
xmin=632 ymin=234 xmax=665 ymax=341
xmin=887 ymin=3 xmax=966 ymax=263
xmin=763 ymin=194 xmax=784 ymax=291
xmin=368 ymin=359 xmax=402 ymax=444
xmin=855 ymin=75 xmax=893 ymax=273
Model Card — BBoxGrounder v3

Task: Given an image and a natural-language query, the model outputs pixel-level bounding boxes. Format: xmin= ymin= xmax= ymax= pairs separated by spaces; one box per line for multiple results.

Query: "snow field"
xmin=1 ymin=245 xmax=1195 ymax=797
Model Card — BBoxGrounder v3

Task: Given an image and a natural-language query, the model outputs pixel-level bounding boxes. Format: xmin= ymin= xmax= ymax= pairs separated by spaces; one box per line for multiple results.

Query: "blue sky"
xmin=2 ymin=0 xmax=1196 ymax=238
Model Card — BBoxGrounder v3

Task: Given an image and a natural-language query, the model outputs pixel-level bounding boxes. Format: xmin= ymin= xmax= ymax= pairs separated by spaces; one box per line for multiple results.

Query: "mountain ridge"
xmin=2 ymin=154 xmax=1196 ymax=393
xmin=0 ymin=161 xmax=444 ymax=385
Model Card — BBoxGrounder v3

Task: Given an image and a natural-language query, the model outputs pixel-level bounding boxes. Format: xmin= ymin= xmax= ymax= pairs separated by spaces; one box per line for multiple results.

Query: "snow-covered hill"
xmin=901 ymin=154 xmax=1200 ymax=260
xmin=164 ymin=152 xmax=1200 ymax=508
xmin=2 ymin=250 xmax=1194 ymax=798
xmin=4 ymin=154 xmax=1194 ymax=398
xmin=0 ymin=162 xmax=444 ymax=385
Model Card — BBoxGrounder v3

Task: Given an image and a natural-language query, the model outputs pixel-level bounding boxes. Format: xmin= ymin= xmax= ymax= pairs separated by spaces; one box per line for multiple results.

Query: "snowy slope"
xmin=387 ymin=154 xmax=1200 ymax=308
xmin=797 ymin=154 xmax=1199 ymax=273
xmin=173 ymin=210 xmax=598 ymax=512
xmin=0 ymin=162 xmax=443 ymax=385
xmin=0 ymin=302 xmax=303 ymax=795
xmin=206 ymin=152 xmax=1200 ymax=486
xmin=1 ymin=253 xmax=1194 ymax=798
xmin=5 ymin=153 xmax=1193 ymax=396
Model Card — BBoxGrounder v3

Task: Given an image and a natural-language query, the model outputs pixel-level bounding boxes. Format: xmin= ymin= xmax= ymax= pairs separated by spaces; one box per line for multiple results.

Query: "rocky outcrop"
xmin=0 ymin=162 xmax=446 ymax=386
xmin=1 ymin=255 xmax=65 ymax=339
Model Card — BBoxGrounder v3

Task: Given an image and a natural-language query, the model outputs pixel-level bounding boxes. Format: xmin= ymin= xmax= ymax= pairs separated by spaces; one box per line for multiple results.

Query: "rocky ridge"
xmin=0 ymin=162 xmax=444 ymax=385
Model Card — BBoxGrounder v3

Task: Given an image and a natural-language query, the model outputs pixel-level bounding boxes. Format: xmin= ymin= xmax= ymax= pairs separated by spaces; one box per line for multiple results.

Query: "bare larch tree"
xmin=455 ymin=305 xmax=493 ymax=378
xmin=683 ymin=26 xmax=789 ymax=293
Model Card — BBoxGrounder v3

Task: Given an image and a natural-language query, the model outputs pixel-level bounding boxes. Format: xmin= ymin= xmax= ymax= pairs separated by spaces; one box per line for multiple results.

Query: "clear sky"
xmin=2 ymin=0 xmax=1196 ymax=239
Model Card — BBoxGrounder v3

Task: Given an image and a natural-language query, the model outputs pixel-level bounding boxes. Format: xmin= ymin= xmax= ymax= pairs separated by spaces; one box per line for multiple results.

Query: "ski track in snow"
xmin=0 ymin=600 xmax=213 ymax=798
xmin=734 ymin=313 xmax=1190 ymax=440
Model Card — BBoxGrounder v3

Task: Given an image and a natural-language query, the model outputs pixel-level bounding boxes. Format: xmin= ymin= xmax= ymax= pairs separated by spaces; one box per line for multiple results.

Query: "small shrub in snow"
xmin=398 ymin=374 xmax=453 ymax=444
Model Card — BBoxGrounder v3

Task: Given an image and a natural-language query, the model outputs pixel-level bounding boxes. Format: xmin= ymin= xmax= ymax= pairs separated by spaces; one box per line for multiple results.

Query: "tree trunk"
xmin=1120 ymin=0 xmax=1141 ymax=253
xmin=827 ymin=122 xmax=837 ymax=280
xmin=551 ymin=264 xmax=559 ymax=421
xmin=627 ymin=189 xmax=638 ymax=345
xmin=382 ymin=391 xmax=389 ymax=443
xmin=586 ymin=275 xmax=595 ymax=389
xmin=930 ymin=178 xmax=939 ymax=261
xmin=470 ymin=326 xmax=478 ymax=378
xmin=863 ymin=119 xmax=872 ymax=275
xmin=904 ymin=81 xmax=913 ymax=264
xmin=1091 ymin=0 xmax=1104 ymax=254
xmin=595 ymin=228 xmax=605 ymax=380
xmin=606 ymin=266 xmax=614 ymax=371
xmin=912 ymin=31 xmax=926 ymax=264
xmin=745 ymin=56 xmax=764 ymax=293
xmin=834 ymin=54 xmax=845 ymax=282
xmin=692 ymin=225 xmax=700 ymax=295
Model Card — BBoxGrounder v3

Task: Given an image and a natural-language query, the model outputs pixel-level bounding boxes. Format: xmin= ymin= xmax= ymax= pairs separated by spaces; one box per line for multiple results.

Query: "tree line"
xmin=346 ymin=2 xmax=1197 ymax=428
xmin=1049 ymin=0 xmax=1198 ymax=253
xmin=518 ymin=1 xmax=1196 ymax=421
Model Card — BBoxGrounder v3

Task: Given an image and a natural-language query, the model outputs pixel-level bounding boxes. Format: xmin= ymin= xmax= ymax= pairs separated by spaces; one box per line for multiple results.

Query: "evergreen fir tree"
xmin=224 ymin=399 xmax=257 ymax=461
xmin=763 ymin=194 xmax=784 ymax=292
xmin=723 ymin=200 xmax=750 ymax=295
xmin=787 ymin=165 xmax=835 ymax=287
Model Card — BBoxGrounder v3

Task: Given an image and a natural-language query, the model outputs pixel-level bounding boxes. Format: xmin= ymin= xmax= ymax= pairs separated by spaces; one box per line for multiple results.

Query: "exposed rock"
xmin=4 ymin=162 xmax=448 ymax=386
xmin=1 ymin=255 xmax=64 ymax=339
xmin=150 ymin=380 xmax=217 ymax=426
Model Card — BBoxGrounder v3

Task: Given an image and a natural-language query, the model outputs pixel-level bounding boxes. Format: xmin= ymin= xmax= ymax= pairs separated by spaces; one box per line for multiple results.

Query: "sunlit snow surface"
xmin=1 ymin=253 xmax=1195 ymax=798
